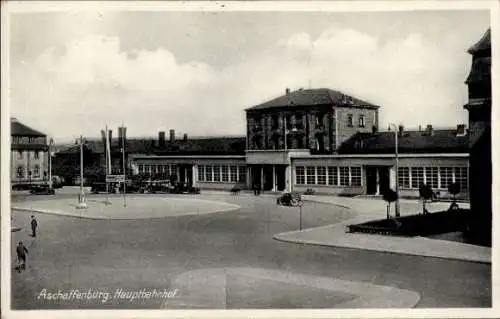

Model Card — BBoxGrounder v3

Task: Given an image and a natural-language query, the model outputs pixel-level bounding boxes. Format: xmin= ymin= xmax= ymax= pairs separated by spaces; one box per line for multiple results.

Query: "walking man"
xmin=16 ymin=241 xmax=28 ymax=272
xmin=31 ymin=215 xmax=38 ymax=238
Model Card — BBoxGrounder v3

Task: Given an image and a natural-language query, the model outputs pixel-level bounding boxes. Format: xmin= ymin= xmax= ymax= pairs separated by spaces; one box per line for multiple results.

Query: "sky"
xmin=8 ymin=7 xmax=491 ymax=142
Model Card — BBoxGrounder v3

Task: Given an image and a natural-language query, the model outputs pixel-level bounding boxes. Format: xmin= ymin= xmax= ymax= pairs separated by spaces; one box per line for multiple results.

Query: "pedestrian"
xmin=16 ymin=241 xmax=28 ymax=272
xmin=31 ymin=215 xmax=38 ymax=238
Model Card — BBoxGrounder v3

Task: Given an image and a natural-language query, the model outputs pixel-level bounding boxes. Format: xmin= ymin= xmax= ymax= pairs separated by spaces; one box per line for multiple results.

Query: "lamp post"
xmin=76 ymin=135 xmax=87 ymax=209
xmin=48 ymin=138 xmax=54 ymax=188
xmin=388 ymin=123 xmax=400 ymax=217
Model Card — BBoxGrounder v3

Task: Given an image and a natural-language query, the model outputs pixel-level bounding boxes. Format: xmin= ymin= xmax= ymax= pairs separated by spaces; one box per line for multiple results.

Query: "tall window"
xmin=213 ymin=165 xmax=221 ymax=182
xmin=170 ymin=165 xmax=177 ymax=177
xmin=230 ymin=165 xmax=238 ymax=182
xmin=238 ymin=165 xmax=246 ymax=182
xmin=327 ymin=166 xmax=338 ymax=186
xmin=398 ymin=167 xmax=410 ymax=188
xmin=317 ymin=167 xmax=327 ymax=185
xmin=34 ymin=151 xmax=40 ymax=159
xmin=17 ymin=150 xmax=23 ymax=159
xmin=306 ymin=166 xmax=316 ymax=185
xmin=296 ymin=166 xmax=305 ymax=185
xmin=455 ymin=167 xmax=468 ymax=191
xmin=351 ymin=167 xmax=362 ymax=187
xmin=198 ymin=165 xmax=205 ymax=182
xmin=347 ymin=114 xmax=353 ymax=127
xmin=339 ymin=167 xmax=350 ymax=186
xmin=426 ymin=167 xmax=439 ymax=189
xmin=440 ymin=167 xmax=454 ymax=189
xmin=221 ymin=165 xmax=229 ymax=182
xmin=16 ymin=165 xmax=24 ymax=179
xmin=359 ymin=115 xmax=365 ymax=128
xmin=205 ymin=165 xmax=213 ymax=182
xmin=34 ymin=165 xmax=40 ymax=178
xmin=411 ymin=167 xmax=424 ymax=188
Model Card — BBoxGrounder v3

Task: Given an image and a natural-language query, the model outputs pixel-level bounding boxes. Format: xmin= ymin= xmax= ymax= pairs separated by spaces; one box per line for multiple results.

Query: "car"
xmin=276 ymin=192 xmax=302 ymax=207
xmin=30 ymin=184 xmax=55 ymax=195
xmin=146 ymin=181 xmax=170 ymax=194
xmin=171 ymin=182 xmax=200 ymax=194
xmin=91 ymin=182 xmax=118 ymax=194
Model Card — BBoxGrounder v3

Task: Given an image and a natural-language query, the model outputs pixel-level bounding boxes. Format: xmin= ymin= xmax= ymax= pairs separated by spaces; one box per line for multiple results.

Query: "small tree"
xmin=448 ymin=182 xmax=461 ymax=210
xmin=419 ymin=184 xmax=434 ymax=215
xmin=383 ymin=188 xmax=398 ymax=220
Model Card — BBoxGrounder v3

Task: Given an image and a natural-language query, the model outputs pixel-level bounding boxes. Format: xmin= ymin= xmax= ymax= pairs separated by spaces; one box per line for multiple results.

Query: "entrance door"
xmin=251 ymin=165 xmax=262 ymax=189
xmin=366 ymin=166 xmax=377 ymax=195
xmin=378 ymin=167 xmax=390 ymax=194
xmin=185 ymin=166 xmax=193 ymax=187
xmin=276 ymin=166 xmax=286 ymax=191
xmin=263 ymin=165 xmax=274 ymax=191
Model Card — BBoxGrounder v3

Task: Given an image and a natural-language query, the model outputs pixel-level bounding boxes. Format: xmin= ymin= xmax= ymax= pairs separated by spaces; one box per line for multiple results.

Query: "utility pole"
xmin=76 ymin=135 xmax=87 ymax=209
xmin=388 ymin=123 xmax=400 ymax=217
xmin=48 ymin=138 xmax=53 ymax=188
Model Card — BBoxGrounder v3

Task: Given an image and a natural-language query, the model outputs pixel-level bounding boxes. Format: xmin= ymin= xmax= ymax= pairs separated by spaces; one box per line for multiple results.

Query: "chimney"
xmin=183 ymin=133 xmax=188 ymax=141
xmin=159 ymin=131 xmax=166 ymax=147
xmin=426 ymin=124 xmax=433 ymax=135
xmin=169 ymin=129 xmax=175 ymax=143
xmin=456 ymin=124 xmax=466 ymax=136
xmin=285 ymin=88 xmax=290 ymax=95
xmin=398 ymin=124 xmax=404 ymax=136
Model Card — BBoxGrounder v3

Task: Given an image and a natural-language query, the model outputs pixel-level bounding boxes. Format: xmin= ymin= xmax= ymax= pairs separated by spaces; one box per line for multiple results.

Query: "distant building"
xmin=463 ymin=28 xmax=491 ymax=245
xmin=55 ymin=88 xmax=470 ymax=200
xmin=10 ymin=118 xmax=49 ymax=187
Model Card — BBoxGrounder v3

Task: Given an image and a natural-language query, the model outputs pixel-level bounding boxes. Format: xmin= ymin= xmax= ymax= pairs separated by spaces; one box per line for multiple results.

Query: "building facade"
xmin=10 ymin=118 xmax=49 ymax=187
xmin=463 ymin=28 xmax=491 ymax=245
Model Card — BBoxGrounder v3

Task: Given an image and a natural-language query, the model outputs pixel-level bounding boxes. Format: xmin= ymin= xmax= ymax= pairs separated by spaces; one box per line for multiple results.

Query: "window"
xmin=17 ymin=150 xmax=23 ymax=159
xmin=398 ymin=167 xmax=410 ymax=188
xmin=411 ymin=167 xmax=424 ymax=188
xmin=339 ymin=167 xmax=349 ymax=186
xmin=440 ymin=167 xmax=454 ymax=189
xmin=198 ymin=165 xmax=205 ymax=182
xmin=306 ymin=166 xmax=316 ymax=185
xmin=221 ymin=165 xmax=229 ymax=182
xmin=347 ymin=114 xmax=353 ymax=127
xmin=16 ymin=165 xmax=24 ymax=179
xmin=238 ymin=165 xmax=246 ymax=182
xmin=34 ymin=165 xmax=40 ymax=178
xmin=327 ymin=166 xmax=338 ymax=186
xmin=213 ymin=165 xmax=221 ymax=182
xmin=426 ymin=167 xmax=439 ymax=189
xmin=205 ymin=165 xmax=213 ymax=182
xmin=359 ymin=115 xmax=365 ymax=128
xmin=351 ymin=167 xmax=362 ymax=187
xmin=455 ymin=167 xmax=468 ymax=191
xmin=170 ymin=165 xmax=177 ymax=177
xmin=296 ymin=166 xmax=305 ymax=185
xmin=138 ymin=164 xmax=144 ymax=173
xmin=317 ymin=167 xmax=327 ymax=185
xmin=230 ymin=165 xmax=238 ymax=182
xmin=34 ymin=151 xmax=40 ymax=159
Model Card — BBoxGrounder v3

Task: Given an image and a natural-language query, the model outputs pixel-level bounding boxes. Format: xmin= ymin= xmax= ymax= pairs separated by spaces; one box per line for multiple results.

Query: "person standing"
xmin=16 ymin=241 xmax=28 ymax=272
xmin=31 ymin=215 xmax=38 ymax=238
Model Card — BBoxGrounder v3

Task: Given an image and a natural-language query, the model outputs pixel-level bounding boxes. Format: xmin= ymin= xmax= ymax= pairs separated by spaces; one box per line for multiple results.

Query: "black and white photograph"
xmin=1 ymin=1 xmax=497 ymax=318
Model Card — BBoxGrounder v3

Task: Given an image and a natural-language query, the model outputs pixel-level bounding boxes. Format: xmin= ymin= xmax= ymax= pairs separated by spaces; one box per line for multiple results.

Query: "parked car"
xmin=146 ymin=181 xmax=171 ymax=194
xmin=51 ymin=176 xmax=64 ymax=189
xmin=91 ymin=182 xmax=118 ymax=194
xmin=30 ymin=184 xmax=55 ymax=195
xmin=276 ymin=192 xmax=302 ymax=206
xmin=171 ymin=182 xmax=200 ymax=194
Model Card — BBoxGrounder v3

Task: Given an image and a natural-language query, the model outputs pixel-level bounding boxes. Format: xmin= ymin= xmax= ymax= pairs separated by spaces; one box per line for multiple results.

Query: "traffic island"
xmin=347 ymin=209 xmax=468 ymax=237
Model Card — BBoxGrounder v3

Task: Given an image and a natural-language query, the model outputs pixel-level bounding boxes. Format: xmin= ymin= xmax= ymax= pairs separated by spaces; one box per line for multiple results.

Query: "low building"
xmin=10 ymin=118 xmax=49 ymax=187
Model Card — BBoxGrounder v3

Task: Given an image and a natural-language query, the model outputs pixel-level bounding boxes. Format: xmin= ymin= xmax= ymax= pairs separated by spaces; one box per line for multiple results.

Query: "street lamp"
xmin=76 ymin=135 xmax=87 ymax=209
xmin=48 ymin=138 xmax=54 ymax=188
xmin=388 ymin=123 xmax=400 ymax=217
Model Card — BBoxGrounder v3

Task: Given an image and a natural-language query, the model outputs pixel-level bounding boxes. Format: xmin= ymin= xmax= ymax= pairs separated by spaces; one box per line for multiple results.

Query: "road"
xmin=10 ymin=192 xmax=491 ymax=309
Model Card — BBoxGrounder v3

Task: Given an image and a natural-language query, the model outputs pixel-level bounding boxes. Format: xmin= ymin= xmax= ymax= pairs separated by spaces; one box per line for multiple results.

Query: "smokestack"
xmin=159 ymin=131 xmax=166 ymax=147
xmin=285 ymin=88 xmax=290 ymax=95
xmin=169 ymin=129 xmax=175 ymax=143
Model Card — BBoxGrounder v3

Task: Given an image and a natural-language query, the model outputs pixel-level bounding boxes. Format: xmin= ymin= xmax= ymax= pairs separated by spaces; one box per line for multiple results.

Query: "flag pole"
xmin=122 ymin=122 xmax=127 ymax=207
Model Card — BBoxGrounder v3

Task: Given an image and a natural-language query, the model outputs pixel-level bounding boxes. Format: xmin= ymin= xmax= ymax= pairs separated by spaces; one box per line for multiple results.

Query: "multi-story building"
xmin=463 ymin=28 xmax=491 ymax=245
xmin=10 ymin=118 xmax=49 ymax=187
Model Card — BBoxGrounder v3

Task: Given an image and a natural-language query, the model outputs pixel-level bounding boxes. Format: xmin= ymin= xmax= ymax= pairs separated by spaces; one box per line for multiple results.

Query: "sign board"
xmin=106 ymin=175 xmax=125 ymax=183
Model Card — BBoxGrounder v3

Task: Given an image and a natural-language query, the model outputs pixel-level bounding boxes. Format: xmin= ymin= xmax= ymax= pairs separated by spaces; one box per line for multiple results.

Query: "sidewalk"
xmin=274 ymin=195 xmax=490 ymax=264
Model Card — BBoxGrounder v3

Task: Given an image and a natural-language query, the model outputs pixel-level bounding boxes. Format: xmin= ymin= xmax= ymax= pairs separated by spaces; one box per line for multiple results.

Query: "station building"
xmin=10 ymin=118 xmax=50 ymax=187
xmin=55 ymin=87 xmax=470 ymax=199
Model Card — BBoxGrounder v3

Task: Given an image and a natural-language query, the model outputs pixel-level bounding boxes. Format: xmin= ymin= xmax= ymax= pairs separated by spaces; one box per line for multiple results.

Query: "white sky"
xmin=8 ymin=7 xmax=490 ymax=142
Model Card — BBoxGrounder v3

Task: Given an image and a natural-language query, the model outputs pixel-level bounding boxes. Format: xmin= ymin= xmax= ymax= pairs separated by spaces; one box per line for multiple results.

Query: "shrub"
xmin=419 ymin=184 xmax=433 ymax=214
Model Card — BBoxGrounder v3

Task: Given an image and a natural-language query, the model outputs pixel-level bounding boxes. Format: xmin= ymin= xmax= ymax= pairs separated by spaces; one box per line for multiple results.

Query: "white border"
xmin=2 ymin=1 xmax=499 ymax=319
